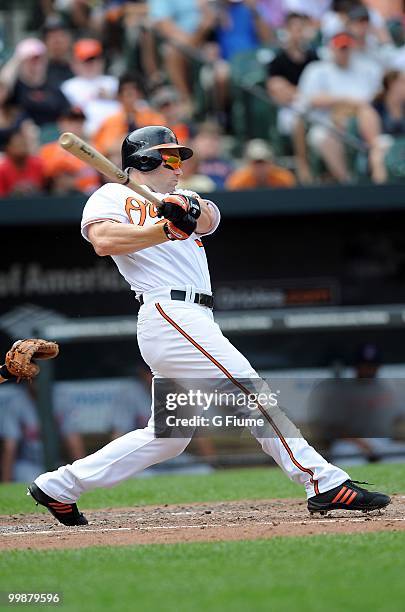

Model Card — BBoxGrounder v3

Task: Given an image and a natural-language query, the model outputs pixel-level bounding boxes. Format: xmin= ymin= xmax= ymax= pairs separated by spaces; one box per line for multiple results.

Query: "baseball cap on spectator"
xmin=59 ymin=106 xmax=86 ymax=121
xmin=245 ymin=139 xmax=273 ymax=161
xmin=348 ymin=6 xmax=370 ymax=22
xmin=151 ymin=87 xmax=179 ymax=109
xmin=16 ymin=38 xmax=47 ymax=60
xmin=42 ymin=15 xmax=70 ymax=34
xmin=46 ymin=156 xmax=79 ymax=177
xmin=74 ymin=39 xmax=103 ymax=62
xmin=329 ymin=32 xmax=357 ymax=49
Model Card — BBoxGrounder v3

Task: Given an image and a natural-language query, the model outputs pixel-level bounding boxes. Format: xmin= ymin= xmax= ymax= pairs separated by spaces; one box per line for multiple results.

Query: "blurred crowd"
xmin=0 ymin=0 xmax=404 ymax=197
xmin=0 ymin=366 xmax=153 ymax=482
xmin=2 ymin=340 xmax=405 ymax=481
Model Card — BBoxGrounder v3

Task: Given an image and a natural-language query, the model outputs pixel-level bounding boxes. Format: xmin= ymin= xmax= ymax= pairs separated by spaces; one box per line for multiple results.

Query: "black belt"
xmin=138 ymin=290 xmax=214 ymax=309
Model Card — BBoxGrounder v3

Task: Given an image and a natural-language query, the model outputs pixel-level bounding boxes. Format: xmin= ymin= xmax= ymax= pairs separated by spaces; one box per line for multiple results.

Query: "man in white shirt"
xmin=27 ymin=125 xmax=390 ymax=525
xmin=294 ymin=31 xmax=381 ymax=182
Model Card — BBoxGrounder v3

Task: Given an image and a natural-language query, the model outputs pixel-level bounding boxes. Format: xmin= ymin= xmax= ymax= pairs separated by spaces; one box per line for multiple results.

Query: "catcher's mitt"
xmin=4 ymin=338 xmax=59 ymax=382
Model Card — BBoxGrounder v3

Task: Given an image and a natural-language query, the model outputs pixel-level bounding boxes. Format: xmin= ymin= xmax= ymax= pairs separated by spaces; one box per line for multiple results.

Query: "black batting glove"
xmin=158 ymin=194 xmax=201 ymax=224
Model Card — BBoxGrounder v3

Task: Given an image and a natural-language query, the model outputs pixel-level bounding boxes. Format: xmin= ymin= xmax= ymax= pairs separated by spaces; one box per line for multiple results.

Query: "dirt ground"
xmin=1 ymin=496 xmax=404 ymax=551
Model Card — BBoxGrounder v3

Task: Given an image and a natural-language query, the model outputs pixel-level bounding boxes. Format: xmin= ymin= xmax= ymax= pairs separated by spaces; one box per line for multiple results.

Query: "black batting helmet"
xmin=121 ymin=125 xmax=193 ymax=173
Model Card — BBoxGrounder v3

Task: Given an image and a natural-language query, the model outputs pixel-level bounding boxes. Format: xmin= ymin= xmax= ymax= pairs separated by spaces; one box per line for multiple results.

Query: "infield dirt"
xmin=1 ymin=496 xmax=404 ymax=550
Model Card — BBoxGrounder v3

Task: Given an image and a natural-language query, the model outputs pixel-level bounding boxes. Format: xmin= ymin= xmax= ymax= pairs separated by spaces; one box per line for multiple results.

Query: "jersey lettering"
xmin=125 ymin=197 xmax=161 ymax=225
xmin=125 ymin=197 xmax=146 ymax=226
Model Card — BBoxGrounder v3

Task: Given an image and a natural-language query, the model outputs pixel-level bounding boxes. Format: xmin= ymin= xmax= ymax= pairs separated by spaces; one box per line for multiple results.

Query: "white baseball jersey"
xmin=81 ymin=182 xmax=221 ymax=296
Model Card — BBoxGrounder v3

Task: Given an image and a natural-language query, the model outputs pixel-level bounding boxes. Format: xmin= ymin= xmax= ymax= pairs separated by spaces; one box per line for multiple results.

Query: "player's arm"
xmin=88 ymin=221 xmax=170 ymax=256
xmin=196 ymin=200 xmax=216 ymax=235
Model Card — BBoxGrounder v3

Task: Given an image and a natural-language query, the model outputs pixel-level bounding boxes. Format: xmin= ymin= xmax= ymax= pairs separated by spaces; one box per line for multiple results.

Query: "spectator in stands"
xmin=358 ymin=70 xmax=405 ymax=182
xmin=54 ymin=377 xmax=146 ymax=461
xmin=255 ymin=0 xmax=288 ymax=29
xmin=61 ymin=38 xmax=119 ymax=136
xmin=191 ymin=120 xmax=233 ymax=189
xmin=213 ymin=0 xmax=272 ymax=62
xmin=0 ymin=80 xmax=32 ymax=152
xmin=93 ymin=73 xmax=164 ymax=155
xmin=104 ymin=140 xmax=123 ymax=172
xmin=194 ymin=1 xmax=274 ymax=125
xmin=1 ymin=385 xmax=44 ymax=482
xmin=0 ymin=127 xmax=45 ymax=197
xmin=0 ymin=38 xmax=70 ymax=127
xmin=148 ymin=0 xmax=217 ymax=113
xmin=362 ymin=0 xmax=404 ymax=21
xmin=320 ymin=0 xmax=359 ymax=40
xmin=177 ymin=151 xmax=216 ymax=192
xmin=310 ymin=343 xmax=399 ymax=464
xmin=97 ymin=0 xmax=152 ymax=78
xmin=294 ymin=31 xmax=382 ymax=183
xmin=267 ymin=13 xmax=318 ymax=139
xmin=226 ymin=138 xmax=296 ymax=189
xmin=42 ymin=15 xmax=74 ymax=89
xmin=40 ymin=106 xmax=100 ymax=195
xmin=47 ymin=159 xmax=85 ymax=196
xmin=55 ymin=0 xmax=95 ymax=35
xmin=346 ymin=5 xmax=398 ymax=74
xmin=151 ymin=86 xmax=192 ymax=144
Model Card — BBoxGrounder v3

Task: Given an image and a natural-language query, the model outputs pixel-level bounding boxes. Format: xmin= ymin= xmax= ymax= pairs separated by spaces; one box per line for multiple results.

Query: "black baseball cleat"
xmin=28 ymin=483 xmax=88 ymax=526
xmin=308 ymin=480 xmax=391 ymax=516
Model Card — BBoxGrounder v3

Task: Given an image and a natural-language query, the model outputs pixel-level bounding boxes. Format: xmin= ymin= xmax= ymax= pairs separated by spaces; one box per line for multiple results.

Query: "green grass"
xmin=0 ymin=532 xmax=404 ymax=612
xmin=0 ymin=463 xmax=404 ymax=515
xmin=1 ymin=465 xmax=404 ymax=611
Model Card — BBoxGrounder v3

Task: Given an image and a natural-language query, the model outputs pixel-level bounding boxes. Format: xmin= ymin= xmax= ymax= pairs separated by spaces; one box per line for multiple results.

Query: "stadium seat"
xmin=385 ymin=137 xmax=405 ymax=181
xmin=229 ymin=48 xmax=278 ymax=152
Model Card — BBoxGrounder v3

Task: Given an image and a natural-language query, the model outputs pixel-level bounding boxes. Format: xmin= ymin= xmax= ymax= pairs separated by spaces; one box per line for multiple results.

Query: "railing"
xmin=145 ymin=23 xmax=368 ymax=155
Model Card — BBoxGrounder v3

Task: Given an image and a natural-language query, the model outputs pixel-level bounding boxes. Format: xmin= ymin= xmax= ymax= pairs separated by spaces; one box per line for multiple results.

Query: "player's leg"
xmin=34 ymin=423 xmax=191 ymax=503
xmin=138 ymin=301 xmax=349 ymax=496
xmin=29 ymin=423 xmax=191 ymax=524
xmin=141 ymin=300 xmax=350 ymax=497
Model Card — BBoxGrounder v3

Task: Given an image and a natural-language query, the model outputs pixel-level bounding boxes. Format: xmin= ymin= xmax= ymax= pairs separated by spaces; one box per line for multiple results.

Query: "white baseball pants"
xmin=35 ymin=289 xmax=349 ymax=503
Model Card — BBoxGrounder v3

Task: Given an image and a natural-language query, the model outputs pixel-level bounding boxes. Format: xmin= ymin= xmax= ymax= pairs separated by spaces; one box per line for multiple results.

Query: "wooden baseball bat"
xmin=58 ymin=132 xmax=162 ymax=206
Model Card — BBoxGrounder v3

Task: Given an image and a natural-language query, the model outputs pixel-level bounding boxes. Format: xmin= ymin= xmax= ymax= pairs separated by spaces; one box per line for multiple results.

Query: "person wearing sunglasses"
xmin=27 ymin=125 xmax=390 ymax=526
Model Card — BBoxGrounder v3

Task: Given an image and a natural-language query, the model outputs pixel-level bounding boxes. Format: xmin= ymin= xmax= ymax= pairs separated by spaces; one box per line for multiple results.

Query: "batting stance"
xmin=28 ymin=126 xmax=390 ymax=525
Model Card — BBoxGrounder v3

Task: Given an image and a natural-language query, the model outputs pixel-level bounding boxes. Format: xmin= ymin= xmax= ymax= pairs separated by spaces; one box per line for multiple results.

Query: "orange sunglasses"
xmin=161 ymin=154 xmax=182 ymax=170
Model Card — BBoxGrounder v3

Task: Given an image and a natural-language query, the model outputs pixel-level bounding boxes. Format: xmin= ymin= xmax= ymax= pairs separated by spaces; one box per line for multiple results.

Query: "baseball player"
xmin=28 ymin=126 xmax=390 ymax=526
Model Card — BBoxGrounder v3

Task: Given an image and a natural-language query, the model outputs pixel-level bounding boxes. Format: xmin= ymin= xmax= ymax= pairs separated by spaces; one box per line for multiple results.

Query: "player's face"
xmin=146 ymin=148 xmax=184 ymax=193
